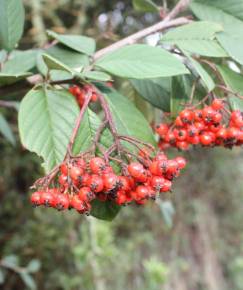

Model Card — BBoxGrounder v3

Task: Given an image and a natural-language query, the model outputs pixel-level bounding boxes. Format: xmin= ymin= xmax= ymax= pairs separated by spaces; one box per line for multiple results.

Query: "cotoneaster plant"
xmin=0 ymin=0 xmax=242 ymax=221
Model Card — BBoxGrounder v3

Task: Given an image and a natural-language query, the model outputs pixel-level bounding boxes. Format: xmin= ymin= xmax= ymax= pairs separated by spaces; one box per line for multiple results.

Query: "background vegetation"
xmin=0 ymin=1 xmax=243 ymax=289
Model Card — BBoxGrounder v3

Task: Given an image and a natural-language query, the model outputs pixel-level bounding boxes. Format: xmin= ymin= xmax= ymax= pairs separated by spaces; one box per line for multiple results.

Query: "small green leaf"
xmin=83 ymin=71 xmax=111 ymax=81
xmin=171 ymin=75 xmax=191 ymax=117
xmin=0 ymin=0 xmax=25 ymax=51
xmin=217 ymin=33 xmax=243 ymax=65
xmin=2 ymin=50 xmax=38 ymax=74
xmin=27 ymin=260 xmax=41 ymax=273
xmin=98 ymin=85 xmax=156 ymax=146
xmin=90 ymin=200 xmax=120 ymax=221
xmin=49 ymin=70 xmax=73 ymax=82
xmin=95 ymin=44 xmax=189 ymax=79
xmin=162 ymin=21 xmax=227 ymax=57
xmin=0 ymin=72 xmax=31 ymax=86
xmin=47 ymin=30 xmax=96 ymax=55
xmin=182 ymin=50 xmax=215 ymax=92
xmin=217 ymin=65 xmax=243 ymax=110
xmin=131 ymin=78 xmax=171 ymax=111
xmin=20 ymin=272 xmax=36 ymax=290
xmin=18 ymin=87 xmax=80 ymax=172
xmin=0 ymin=113 xmax=15 ymax=145
xmin=42 ymin=54 xmax=73 ymax=73
xmin=132 ymin=0 xmax=159 ymax=13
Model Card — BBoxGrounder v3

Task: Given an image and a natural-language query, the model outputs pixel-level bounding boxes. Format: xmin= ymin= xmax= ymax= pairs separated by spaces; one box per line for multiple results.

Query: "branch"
xmin=94 ymin=0 xmax=191 ymax=60
xmin=94 ymin=17 xmax=190 ymax=60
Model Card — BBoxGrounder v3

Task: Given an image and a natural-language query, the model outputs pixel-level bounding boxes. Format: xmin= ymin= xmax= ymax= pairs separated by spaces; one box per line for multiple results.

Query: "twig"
xmin=217 ymin=85 xmax=243 ymax=100
xmin=66 ymin=91 xmax=92 ymax=157
xmin=0 ymin=100 xmax=18 ymax=110
xmin=94 ymin=17 xmax=191 ymax=60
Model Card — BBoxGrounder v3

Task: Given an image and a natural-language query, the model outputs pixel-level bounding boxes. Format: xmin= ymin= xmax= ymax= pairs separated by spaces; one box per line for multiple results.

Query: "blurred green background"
xmin=1 ymin=1 xmax=243 ymax=289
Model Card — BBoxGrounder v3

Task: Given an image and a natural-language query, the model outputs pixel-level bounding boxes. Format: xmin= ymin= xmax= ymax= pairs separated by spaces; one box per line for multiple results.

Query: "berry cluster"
xmin=156 ymin=99 xmax=243 ymax=150
xmin=30 ymin=152 xmax=186 ymax=214
xmin=69 ymin=84 xmax=98 ymax=108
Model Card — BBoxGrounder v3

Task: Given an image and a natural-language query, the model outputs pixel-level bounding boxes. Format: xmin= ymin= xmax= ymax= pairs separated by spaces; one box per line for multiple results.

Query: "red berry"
xmin=55 ymin=194 xmax=69 ymax=210
xmin=200 ymin=133 xmax=214 ymax=146
xmin=156 ymin=124 xmax=169 ymax=136
xmin=90 ymin=157 xmax=106 ymax=174
xmin=175 ymin=157 xmax=186 ymax=169
xmin=103 ymin=173 xmax=119 ymax=191
xmin=70 ymin=166 xmax=84 ymax=181
xmin=79 ymin=187 xmax=95 ymax=202
xmin=30 ymin=191 xmax=42 ymax=206
xmin=87 ymin=175 xmax=104 ymax=193
xmin=179 ymin=109 xmax=194 ymax=123
xmin=211 ymin=99 xmax=224 ymax=110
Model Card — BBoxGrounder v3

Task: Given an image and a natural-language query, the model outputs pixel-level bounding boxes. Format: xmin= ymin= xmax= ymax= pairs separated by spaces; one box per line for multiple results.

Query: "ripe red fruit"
xmin=161 ymin=179 xmax=172 ymax=192
xmin=211 ymin=99 xmax=224 ymax=110
xmin=227 ymin=127 xmax=239 ymax=140
xmin=175 ymin=116 xmax=184 ymax=127
xmin=118 ymin=176 xmax=130 ymax=192
xmin=216 ymin=127 xmax=227 ymax=140
xmin=60 ymin=163 xmax=68 ymax=175
xmin=175 ymin=157 xmax=186 ymax=169
xmin=212 ymin=112 xmax=222 ymax=124
xmin=79 ymin=187 xmax=95 ymax=202
xmin=174 ymin=128 xmax=187 ymax=141
xmin=103 ymin=173 xmax=119 ymax=191
xmin=200 ymin=133 xmax=214 ymax=146
xmin=58 ymin=174 xmax=68 ymax=186
xmin=176 ymin=141 xmax=189 ymax=150
xmin=116 ymin=191 xmax=127 ymax=205
xmin=165 ymin=131 xmax=176 ymax=144
xmin=166 ymin=160 xmax=179 ymax=174
xmin=90 ymin=157 xmax=106 ymax=174
xmin=202 ymin=106 xmax=216 ymax=123
xmin=30 ymin=191 xmax=42 ymax=206
xmin=151 ymin=176 xmax=165 ymax=192
xmin=87 ymin=175 xmax=104 ymax=192
xmin=41 ymin=191 xmax=54 ymax=207
xmin=70 ymin=166 xmax=84 ymax=181
xmin=179 ymin=109 xmax=194 ymax=123
xmin=71 ymin=195 xmax=85 ymax=211
xmin=135 ymin=186 xmax=150 ymax=200
xmin=156 ymin=124 xmax=169 ymax=136
xmin=128 ymin=162 xmax=147 ymax=182
xmin=55 ymin=194 xmax=69 ymax=210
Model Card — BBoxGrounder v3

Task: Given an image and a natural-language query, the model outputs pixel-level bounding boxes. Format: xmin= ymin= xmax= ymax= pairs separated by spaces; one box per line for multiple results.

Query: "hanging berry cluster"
xmin=69 ymin=84 xmax=98 ymax=108
xmin=30 ymin=85 xmax=186 ymax=215
xmin=30 ymin=152 xmax=186 ymax=214
xmin=156 ymin=99 xmax=243 ymax=151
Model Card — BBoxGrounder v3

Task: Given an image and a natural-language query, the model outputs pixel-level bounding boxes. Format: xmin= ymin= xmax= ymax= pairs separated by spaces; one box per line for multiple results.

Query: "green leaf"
xmin=2 ymin=50 xmax=38 ymax=74
xmin=42 ymin=54 xmax=73 ymax=73
xmin=190 ymin=1 xmax=243 ymax=36
xmin=182 ymin=50 xmax=215 ymax=92
xmin=83 ymin=71 xmax=111 ymax=81
xmin=190 ymin=0 xmax=243 ymax=64
xmin=132 ymin=0 xmax=159 ymax=13
xmin=0 ymin=72 xmax=31 ymax=86
xmin=0 ymin=113 xmax=15 ymax=145
xmin=217 ymin=65 xmax=243 ymax=110
xmin=95 ymin=44 xmax=189 ymax=79
xmin=20 ymin=272 xmax=36 ymax=290
xmin=73 ymin=109 xmax=113 ymax=156
xmin=49 ymin=70 xmax=73 ymax=82
xmin=162 ymin=21 xmax=227 ymax=57
xmin=0 ymin=0 xmax=25 ymax=51
xmin=27 ymin=260 xmax=41 ymax=273
xmin=47 ymin=30 xmax=96 ymax=55
xmin=98 ymin=85 xmax=156 ymax=146
xmin=192 ymin=0 xmax=243 ymax=22
xmin=90 ymin=200 xmax=120 ymax=221
xmin=131 ymin=78 xmax=171 ymax=111
xmin=18 ymin=87 xmax=80 ymax=172
xmin=217 ymin=33 xmax=243 ymax=65
xmin=46 ymin=45 xmax=89 ymax=69
xmin=37 ymin=46 xmax=90 ymax=76
xmin=171 ymin=75 xmax=191 ymax=117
